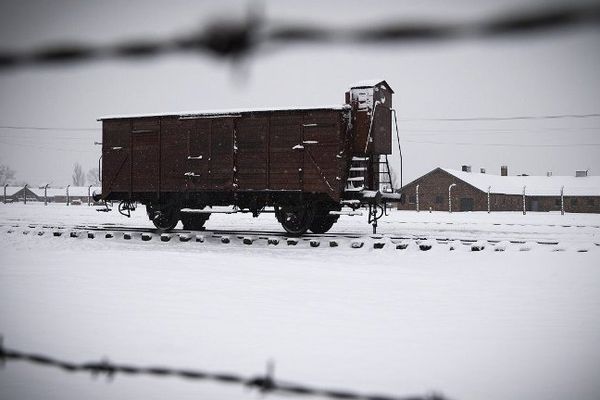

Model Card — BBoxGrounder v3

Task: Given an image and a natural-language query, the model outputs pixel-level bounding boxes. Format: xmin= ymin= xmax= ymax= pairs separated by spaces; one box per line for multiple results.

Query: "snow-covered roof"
xmin=99 ymin=105 xmax=350 ymax=121
xmin=2 ymin=186 xmax=30 ymax=196
xmin=349 ymin=79 xmax=394 ymax=93
xmin=442 ymin=168 xmax=600 ymax=196
xmin=30 ymin=186 xmax=100 ymax=197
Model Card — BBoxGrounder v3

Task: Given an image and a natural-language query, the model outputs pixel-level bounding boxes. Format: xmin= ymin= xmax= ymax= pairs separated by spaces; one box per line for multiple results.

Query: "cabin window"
xmin=435 ymin=195 xmax=443 ymax=204
xmin=408 ymin=195 xmax=416 ymax=204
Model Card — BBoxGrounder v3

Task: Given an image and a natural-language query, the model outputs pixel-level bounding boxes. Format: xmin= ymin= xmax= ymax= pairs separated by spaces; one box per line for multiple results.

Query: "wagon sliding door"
xmin=184 ymin=118 xmax=234 ymax=191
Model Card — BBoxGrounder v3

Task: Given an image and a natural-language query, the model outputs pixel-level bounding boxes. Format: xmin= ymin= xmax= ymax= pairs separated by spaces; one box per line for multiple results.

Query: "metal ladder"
xmin=345 ymin=156 xmax=368 ymax=193
xmin=378 ymin=154 xmax=394 ymax=193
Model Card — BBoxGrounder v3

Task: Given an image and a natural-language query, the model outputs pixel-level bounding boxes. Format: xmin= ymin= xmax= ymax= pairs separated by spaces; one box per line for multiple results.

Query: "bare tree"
xmin=0 ymin=163 xmax=16 ymax=185
xmin=87 ymin=167 xmax=100 ymax=185
xmin=72 ymin=162 xmax=85 ymax=186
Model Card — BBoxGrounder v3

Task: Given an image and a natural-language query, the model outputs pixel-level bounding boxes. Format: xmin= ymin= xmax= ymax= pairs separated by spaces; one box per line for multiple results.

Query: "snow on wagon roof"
xmin=443 ymin=168 xmax=600 ymax=196
xmin=98 ymin=104 xmax=350 ymax=121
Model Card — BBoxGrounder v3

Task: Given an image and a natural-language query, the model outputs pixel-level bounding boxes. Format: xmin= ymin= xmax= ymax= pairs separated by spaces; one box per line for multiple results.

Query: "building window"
xmin=571 ymin=198 xmax=578 ymax=206
xmin=587 ymin=198 xmax=595 ymax=206
xmin=435 ymin=195 xmax=443 ymax=204
xmin=554 ymin=198 xmax=561 ymax=207
xmin=408 ymin=195 xmax=416 ymax=204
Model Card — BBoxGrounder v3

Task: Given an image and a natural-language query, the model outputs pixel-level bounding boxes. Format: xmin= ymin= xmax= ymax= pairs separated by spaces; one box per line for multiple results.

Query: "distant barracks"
xmin=397 ymin=166 xmax=600 ymax=213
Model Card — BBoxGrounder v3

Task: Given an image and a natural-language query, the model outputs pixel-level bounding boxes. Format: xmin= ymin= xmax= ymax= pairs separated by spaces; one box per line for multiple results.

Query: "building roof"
xmin=29 ymin=186 xmax=100 ymax=197
xmin=349 ymin=79 xmax=394 ymax=93
xmin=98 ymin=105 xmax=350 ymax=121
xmin=2 ymin=186 xmax=33 ymax=196
xmin=442 ymin=168 xmax=600 ymax=196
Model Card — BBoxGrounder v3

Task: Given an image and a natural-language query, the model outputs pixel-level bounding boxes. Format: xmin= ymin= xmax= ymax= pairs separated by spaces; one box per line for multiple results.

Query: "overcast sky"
xmin=0 ymin=0 xmax=599 ymax=186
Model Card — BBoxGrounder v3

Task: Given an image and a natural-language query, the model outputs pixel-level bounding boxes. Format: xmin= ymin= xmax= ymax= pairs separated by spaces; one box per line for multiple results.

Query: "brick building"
xmin=397 ymin=167 xmax=600 ymax=213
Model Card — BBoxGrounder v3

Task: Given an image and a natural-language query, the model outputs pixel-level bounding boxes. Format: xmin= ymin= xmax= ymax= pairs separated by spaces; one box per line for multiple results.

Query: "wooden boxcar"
xmin=97 ymin=80 xmax=398 ymax=234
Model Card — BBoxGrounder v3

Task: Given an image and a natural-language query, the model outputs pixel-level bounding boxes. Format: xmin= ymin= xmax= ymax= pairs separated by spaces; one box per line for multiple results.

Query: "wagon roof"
xmin=98 ymin=104 xmax=350 ymax=121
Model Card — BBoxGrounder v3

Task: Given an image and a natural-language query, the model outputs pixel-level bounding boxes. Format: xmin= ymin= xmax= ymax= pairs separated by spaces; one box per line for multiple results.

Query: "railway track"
xmin=2 ymin=222 xmax=597 ymax=253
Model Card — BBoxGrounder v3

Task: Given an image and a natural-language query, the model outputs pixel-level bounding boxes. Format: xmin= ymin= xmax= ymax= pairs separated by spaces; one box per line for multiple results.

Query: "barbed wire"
xmin=0 ymin=3 xmax=599 ymax=70
xmin=0 ymin=337 xmax=447 ymax=400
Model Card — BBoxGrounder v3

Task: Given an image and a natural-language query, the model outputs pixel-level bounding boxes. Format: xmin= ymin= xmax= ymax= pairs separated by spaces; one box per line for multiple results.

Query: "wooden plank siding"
xmin=101 ymin=109 xmax=348 ymax=202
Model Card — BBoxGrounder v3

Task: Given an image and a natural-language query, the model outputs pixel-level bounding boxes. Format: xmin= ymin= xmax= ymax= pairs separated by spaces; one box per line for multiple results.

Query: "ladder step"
xmin=345 ymin=186 xmax=365 ymax=192
xmin=349 ymin=167 xmax=367 ymax=171
xmin=341 ymin=199 xmax=361 ymax=205
xmin=352 ymin=156 xmax=369 ymax=161
xmin=347 ymin=177 xmax=364 ymax=181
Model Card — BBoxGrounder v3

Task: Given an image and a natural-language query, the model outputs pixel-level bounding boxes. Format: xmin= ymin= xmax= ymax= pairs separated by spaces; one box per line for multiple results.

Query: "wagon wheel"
xmin=180 ymin=212 xmax=211 ymax=230
xmin=276 ymin=204 xmax=315 ymax=236
xmin=309 ymin=215 xmax=339 ymax=234
xmin=151 ymin=207 xmax=180 ymax=231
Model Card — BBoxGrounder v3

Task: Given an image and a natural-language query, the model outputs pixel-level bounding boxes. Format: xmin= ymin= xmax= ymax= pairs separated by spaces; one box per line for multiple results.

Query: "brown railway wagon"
xmin=97 ymin=80 xmax=397 ymax=234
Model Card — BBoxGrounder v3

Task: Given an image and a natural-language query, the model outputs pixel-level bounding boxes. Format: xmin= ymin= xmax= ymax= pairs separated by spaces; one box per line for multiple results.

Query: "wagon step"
xmin=329 ymin=209 xmax=363 ymax=216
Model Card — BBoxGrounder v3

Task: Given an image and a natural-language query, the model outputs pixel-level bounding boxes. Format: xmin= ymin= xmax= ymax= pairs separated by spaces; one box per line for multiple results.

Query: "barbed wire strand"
xmin=0 ymin=337 xmax=446 ymax=400
xmin=0 ymin=3 xmax=599 ymax=69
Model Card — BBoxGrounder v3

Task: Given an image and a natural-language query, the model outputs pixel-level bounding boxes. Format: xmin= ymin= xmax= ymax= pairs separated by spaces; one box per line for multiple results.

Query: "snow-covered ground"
xmin=1 ymin=203 xmax=599 ymax=400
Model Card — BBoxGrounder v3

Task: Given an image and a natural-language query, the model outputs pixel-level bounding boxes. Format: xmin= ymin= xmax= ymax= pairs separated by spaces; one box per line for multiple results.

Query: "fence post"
xmin=66 ymin=185 xmax=70 ymax=206
xmin=448 ymin=183 xmax=456 ymax=213
xmin=44 ymin=184 xmax=49 ymax=206
xmin=522 ymin=185 xmax=526 ymax=215
xmin=487 ymin=186 xmax=491 ymax=213
xmin=88 ymin=185 xmax=92 ymax=206
xmin=416 ymin=184 xmax=420 ymax=212
xmin=560 ymin=186 xmax=564 ymax=215
xmin=23 ymin=184 xmax=27 ymax=204
xmin=3 ymin=184 xmax=7 ymax=204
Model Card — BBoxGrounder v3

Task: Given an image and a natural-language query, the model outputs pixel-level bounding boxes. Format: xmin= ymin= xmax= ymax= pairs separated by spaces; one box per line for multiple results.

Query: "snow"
xmin=442 ymin=168 xmax=600 ymax=196
xmin=98 ymin=105 xmax=350 ymax=121
xmin=1 ymin=203 xmax=600 ymax=400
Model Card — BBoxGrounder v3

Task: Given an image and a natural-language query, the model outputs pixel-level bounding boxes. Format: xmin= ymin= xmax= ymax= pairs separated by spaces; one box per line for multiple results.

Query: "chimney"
xmin=501 ymin=165 xmax=508 ymax=176
xmin=480 ymin=168 xmax=486 ymax=174
xmin=575 ymin=170 xmax=588 ymax=177
xmin=462 ymin=165 xmax=471 ymax=173
xmin=546 ymin=171 xmax=552 ymax=177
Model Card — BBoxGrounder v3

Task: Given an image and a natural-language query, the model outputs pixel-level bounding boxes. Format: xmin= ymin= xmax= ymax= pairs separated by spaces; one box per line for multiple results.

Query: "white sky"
xmin=0 ymin=0 xmax=599 ymax=186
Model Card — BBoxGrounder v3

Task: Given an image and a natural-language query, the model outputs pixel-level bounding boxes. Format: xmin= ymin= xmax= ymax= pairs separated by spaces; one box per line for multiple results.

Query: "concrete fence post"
xmin=44 ymin=184 xmax=49 ymax=206
xmin=88 ymin=185 xmax=93 ymax=206
xmin=448 ymin=183 xmax=456 ymax=213
xmin=487 ymin=186 xmax=491 ymax=213
xmin=560 ymin=186 xmax=564 ymax=215
xmin=522 ymin=185 xmax=526 ymax=215
xmin=3 ymin=184 xmax=7 ymax=204
xmin=23 ymin=184 xmax=27 ymax=204
xmin=416 ymin=184 xmax=420 ymax=212
xmin=66 ymin=185 xmax=70 ymax=206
